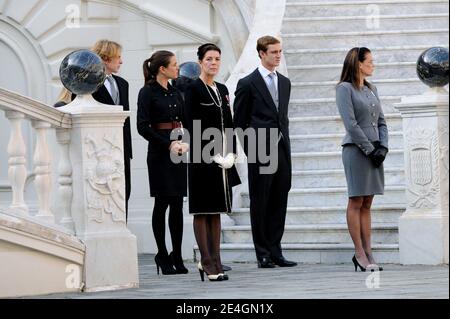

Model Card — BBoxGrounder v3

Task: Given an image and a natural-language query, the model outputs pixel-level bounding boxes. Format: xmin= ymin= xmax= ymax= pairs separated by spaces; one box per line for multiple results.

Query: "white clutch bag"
xmin=212 ymin=153 xmax=236 ymax=169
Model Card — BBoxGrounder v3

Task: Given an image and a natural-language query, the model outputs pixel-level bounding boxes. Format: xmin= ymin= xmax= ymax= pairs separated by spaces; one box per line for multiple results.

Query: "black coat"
xmin=72 ymin=74 xmax=133 ymax=160
xmin=185 ymin=79 xmax=241 ymax=214
xmin=233 ymin=69 xmax=292 ymax=168
xmin=137 ymin=82 xmax=187 ymax=197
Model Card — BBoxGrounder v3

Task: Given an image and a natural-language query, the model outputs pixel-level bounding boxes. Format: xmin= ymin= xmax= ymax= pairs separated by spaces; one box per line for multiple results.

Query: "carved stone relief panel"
xmin=84 ymin=134 xmax=125 ymax=223
xmin=405 ymin=126 xmax=440 ymax=209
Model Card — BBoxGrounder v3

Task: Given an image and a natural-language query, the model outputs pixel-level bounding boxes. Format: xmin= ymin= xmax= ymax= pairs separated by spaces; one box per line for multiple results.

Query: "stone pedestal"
xmin=394 ymin=87 xmax=449 ymax=265
xmin=59 ymin=95 xmax=139 ymax=291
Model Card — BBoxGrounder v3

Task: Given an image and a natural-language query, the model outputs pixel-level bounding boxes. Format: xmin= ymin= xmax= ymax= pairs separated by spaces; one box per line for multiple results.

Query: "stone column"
xmin=55 ymin=128 xmax=75 ymax=232
xmin=394 ymin=87 xmax=449 ymax=265
xmin=32 ymin=120 xmax=53 ymax=223
xmin=5 ymin=111 xmax=28 ymax=214
xmin=59 ymin=95 xmax=139 ymax=291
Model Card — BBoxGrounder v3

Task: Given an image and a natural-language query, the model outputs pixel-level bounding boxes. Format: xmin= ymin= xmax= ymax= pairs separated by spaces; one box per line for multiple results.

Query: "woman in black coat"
xmin=137 ymin=51 xmax=189 ymax=275
xmin=185 ymin=43 xmax=241 ymax=281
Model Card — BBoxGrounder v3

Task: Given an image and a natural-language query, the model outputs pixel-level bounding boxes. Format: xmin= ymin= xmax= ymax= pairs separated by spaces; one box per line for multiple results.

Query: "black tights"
xmin=152 ymin=196 xmax=184 ymax=257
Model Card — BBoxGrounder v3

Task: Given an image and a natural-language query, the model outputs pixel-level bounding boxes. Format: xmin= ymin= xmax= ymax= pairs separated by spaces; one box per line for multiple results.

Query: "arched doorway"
xmin=0 ymin=18 xmax=49 ymax=206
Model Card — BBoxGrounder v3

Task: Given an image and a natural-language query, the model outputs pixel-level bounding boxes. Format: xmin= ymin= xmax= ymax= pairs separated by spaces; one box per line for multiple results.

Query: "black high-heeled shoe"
xmin=169 ymin=252 xmax=188 ymax=274
xmin=155 ymin=253 xmax=177 ymax=275
xmin=198 ymin=262 xmax=224 ymax=282
xmin=352 ymin=255 xmax=367 ymax=272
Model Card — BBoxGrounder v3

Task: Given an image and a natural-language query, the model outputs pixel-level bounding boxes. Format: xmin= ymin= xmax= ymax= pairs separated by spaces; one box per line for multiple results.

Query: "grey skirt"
xmin=342 ymin=144 xmax=384 ymax=197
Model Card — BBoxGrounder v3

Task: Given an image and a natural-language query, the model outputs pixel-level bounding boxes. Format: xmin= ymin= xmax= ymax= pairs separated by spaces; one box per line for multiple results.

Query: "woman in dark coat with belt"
xmin=185 ymin=43 xmax=241 ymax=281
xmin=137 ymin=51 xmax=189 ymax=275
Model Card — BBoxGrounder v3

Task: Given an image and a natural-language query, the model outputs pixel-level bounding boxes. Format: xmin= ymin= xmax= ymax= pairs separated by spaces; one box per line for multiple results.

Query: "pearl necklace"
xmin=202 ymin=80 xmax=222 ymax=108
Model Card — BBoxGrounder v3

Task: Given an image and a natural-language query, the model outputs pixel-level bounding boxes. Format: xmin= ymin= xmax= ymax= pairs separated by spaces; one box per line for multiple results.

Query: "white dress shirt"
xmin=258 ymin=64 xmax=278 ymax=93
xmin=104 ymin=74 xmax=118 ymax=99
xmin=258 ymin=64 xmax=283 ymax=143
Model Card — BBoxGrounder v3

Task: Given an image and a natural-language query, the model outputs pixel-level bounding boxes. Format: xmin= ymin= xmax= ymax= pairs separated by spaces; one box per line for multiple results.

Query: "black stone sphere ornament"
xmin=173 ymin=62 xmax=201 ymax=97
xmin=179 ymin=61 xmax=201 ymax=80
xmin=416 ymin=47 xmax=449 ymax=88
xmin=59 ymin=50 xmax=106 ymax=95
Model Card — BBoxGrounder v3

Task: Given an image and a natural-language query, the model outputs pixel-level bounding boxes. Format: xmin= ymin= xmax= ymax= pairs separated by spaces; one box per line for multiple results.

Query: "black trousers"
xmin=248 ymin=142 xmax=291 ymax=261
xmin=124 ymin=155 xmax=131 ymax=221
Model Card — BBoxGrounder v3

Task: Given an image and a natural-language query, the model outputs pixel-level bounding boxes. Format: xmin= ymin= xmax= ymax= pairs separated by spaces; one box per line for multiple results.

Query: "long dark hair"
xmin=143 ymin=50 xmax=175 ymax=85
xmin=338 ymin=47 xmax=373 ymax=90
xmin=197 ymin=43 xmax=221 ymax=61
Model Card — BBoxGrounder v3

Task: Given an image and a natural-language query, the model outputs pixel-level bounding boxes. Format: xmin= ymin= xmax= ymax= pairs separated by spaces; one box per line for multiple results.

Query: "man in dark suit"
xmin=233 ymin=36 xmax=297 ymax=268
xmin=73 ymin=40 xmax=132 ymax=220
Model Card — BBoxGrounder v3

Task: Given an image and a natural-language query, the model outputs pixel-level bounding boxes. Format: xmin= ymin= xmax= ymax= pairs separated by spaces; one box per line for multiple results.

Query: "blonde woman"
xmin=53 ymin=87 xmax=72 ymax=107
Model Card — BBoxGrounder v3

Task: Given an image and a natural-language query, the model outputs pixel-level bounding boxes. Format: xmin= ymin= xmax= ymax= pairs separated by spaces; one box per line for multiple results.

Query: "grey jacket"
xmin=336 ymin=82 xmax=388 ymax=156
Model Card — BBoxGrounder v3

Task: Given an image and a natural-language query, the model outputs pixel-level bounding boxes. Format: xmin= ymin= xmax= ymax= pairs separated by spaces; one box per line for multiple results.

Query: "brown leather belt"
xmin=152 ymin=121 xmax=182 ymax=130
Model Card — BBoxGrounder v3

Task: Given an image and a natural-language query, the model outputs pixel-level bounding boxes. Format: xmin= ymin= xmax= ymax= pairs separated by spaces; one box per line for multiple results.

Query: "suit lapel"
xmin=251 ymin=69 xmax=278 ymax=114
xmin=95 ymin=84 xmax=114 ymax=105
xmin=277 ymin=73 xmax=287 ymax=114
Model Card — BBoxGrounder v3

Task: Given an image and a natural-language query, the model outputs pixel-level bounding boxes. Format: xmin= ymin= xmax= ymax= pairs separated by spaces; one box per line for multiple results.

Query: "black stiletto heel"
xmin=155 ymin=253 xmax=177 ymax=275
xmin=352 ymin=255 xmax=367 ymax=272
xmin=170 ymin=252 xmax=188 ymax=274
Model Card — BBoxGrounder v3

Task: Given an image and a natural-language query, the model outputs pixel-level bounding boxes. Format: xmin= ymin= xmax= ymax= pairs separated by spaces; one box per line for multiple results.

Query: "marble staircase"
xmin=0 ymin=88 xmax=138 ymax=297
xmin=217 ymin=0 xmax=449 ymax=264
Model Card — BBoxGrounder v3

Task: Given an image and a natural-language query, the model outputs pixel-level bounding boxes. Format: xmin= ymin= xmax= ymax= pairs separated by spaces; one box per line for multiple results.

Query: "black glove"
xmin=368 ymin=144 xmax=388 ymax=168
xmin=371 ymin=141 xmax=381 ymax=149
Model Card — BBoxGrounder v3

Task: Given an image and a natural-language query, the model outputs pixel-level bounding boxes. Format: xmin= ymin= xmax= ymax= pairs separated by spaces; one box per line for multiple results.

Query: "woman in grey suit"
xmin=336 ymin=47 xmax=388 ymax=272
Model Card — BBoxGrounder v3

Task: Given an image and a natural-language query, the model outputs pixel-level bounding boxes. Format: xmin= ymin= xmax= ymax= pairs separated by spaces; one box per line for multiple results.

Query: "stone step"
xmin=282 ymin=29 xmax=449 ymax=50
xmin=284 ymin=0 xmax=449 ymax=18
xmin=284 ymin=45 xmax=449 ymax=65
xmin=241 ymin=185 xmax=406 ymax=207
xmin=282 ymin=13 xmax=449 ymax=34
xmin=286 ymin=0 xmax=442 ymax=2
xmin=232 ymin=204 xmax=405 ymax=225
xmin=0 ymin=196 xmax=9 ymax=208
xmin=291 ymin=167 xmax=405 ymax=188
xmin=291 ymin=149 xmax=404 ymax=170
xmin=209 ymin=243 xmax=399 ymax=263
xmin=291 ymin=78 xmax=424 ymax=99
xmin=285 ymin=0 xmax=363 ymax=1
xmin=289 ymin=114 xmax=402 ymax=134
xmin=290 ymin=131 xmax=403 ymax=152
xmin=288 ymin=96 xmax=402 ymax=117
xmin=287 ymin=62 xmax=416 ymax=82
xmin=222 ymin=223 xmax=398 ymax=244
